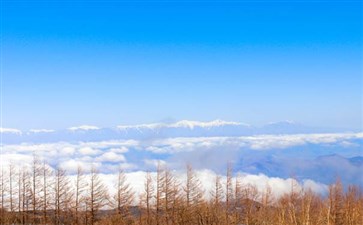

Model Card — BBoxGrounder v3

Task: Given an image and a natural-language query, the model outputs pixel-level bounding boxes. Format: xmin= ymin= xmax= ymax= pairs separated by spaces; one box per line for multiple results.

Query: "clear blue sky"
xmin=1 ymin=0 xmax=362 ymax=130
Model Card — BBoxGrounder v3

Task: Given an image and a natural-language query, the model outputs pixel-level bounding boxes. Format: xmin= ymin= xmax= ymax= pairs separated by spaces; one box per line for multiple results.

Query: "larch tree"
xmin=141 ymin=171 xmax=154 ymax=225
xmin=225 ymin=164 xmax=233 ymax=225
xmin=155 ymin=164 xmax=164 ymax=225
xmin=74 ymin=165 xmax=86 ymax=225
xmin=183 ymin=164 xmax=204 ymax=224
xmin=161 ymin=167 xmax=177 ymax=225
xmin=0 ymin=166 xmax=8 ymax=225
xmin=184 ymin=164 xmax=203 ymax=207
xmin=20 ymin=166 xmax=32 ymax=225
xmin=114 ymin=168 xmax=134 ymax=219
xmin=328 ymin=179 xmax=344 ymax=225
xmin=30 ymin=154 xmax=42 ymax=224
xmin=54 ymin=167 xmax=73 ymax=225
xmin=210 ymin=174 xmax=223 ymax=224
xmin=87 ymin=166 xmax=110 ymax=225
xmin=40 ymin=161 xmax=53 ymax=224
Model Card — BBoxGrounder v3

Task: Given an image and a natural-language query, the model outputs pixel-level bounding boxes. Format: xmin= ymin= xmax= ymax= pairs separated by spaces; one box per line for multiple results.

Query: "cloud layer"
xmin=1 ymin=132 xmax=362 ymax=190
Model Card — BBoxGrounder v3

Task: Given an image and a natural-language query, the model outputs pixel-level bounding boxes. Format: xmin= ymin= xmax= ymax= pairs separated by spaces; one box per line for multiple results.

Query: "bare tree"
xmin=20 ymin=166 xmax=32 ymax=225
xmin=74 ymin=165 xmax=86 ymax=225
xmin=233 ymin=175 xmax=242 ymax=224
xmin=328 ymin=179 xmax=344 ymax=225
xmin=54 ymin=167 xmax=73 ymax=225
xmin=30 ymin=154 xmax=42 ymax=224
xmin=0 ymin=166 xmax=7 ymax=225
xmin=225 ymin=164 xmax=233 ymax=225
xmin=161 ymin=167 xmax=177 ymax=225
xmin=183 ymin=164 xmax=204 ymax=224
xmin=211 ymin=174 xmax=223 ymax=206
xmin=3 ymin=163 xmax=18 ymax=224
xmin=17 ymin=166 xmax=22 ymax=224
xmin=343 ymin=185 xmax=363 ymax=225
xmin=155 ymin=164 xmax=163 ymax=225
xmin=141 ymin=171 xmax=154 ymax=225
xmin=241 ymin=183 xmax=259 ymax=225
xmin=184 ymin=164 xmax=203 ymax=207
xmin=87 ymin=166 xmax=109 ymax=225
xmin=210 ymin=174 xmax=223 ymax=224
xmin=40 ymin=161 xmax=53 ymax=224
xmin=114 ymin=169 xmax=134 ymax=220
xmin=8 ymin=164 xmax=15 ymax=215
xmin=257 ymin=184 xmax=274 ymax=225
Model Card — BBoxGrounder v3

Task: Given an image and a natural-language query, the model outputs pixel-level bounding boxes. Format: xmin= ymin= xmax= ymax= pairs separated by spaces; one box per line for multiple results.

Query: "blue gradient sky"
xmin=2 ymin=0 xmax=362 ymax=130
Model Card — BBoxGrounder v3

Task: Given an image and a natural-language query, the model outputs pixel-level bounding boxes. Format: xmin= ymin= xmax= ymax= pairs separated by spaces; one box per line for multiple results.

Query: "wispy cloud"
xmin=0 ymin=127 xmax=22 ymax=134
xmin=29 ymin=129 xmax=55 ymax=133
xmin=68 ymin=125 xmax=100 ymax=131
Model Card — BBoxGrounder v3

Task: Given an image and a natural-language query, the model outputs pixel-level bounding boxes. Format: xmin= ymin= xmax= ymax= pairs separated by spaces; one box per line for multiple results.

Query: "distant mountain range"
xmin=0 ymin=120 xmax=355 ymax=144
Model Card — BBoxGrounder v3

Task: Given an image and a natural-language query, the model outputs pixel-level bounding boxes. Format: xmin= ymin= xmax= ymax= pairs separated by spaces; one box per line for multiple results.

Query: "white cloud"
xmin=0 ymin=154 xmax=32 ymax=167
xmin=0 ymin=127 xmax=22 ymax=134
xmin=139 ymin=133 xmax=363 ymax=153
xmin=60 ymin=147 xmax=76 ymax=156
xmin=1 ymin=132 xmax=361 ymax=190
xmin=96 ymin=152 xmax=126 ymax=163
xmin=29 ymin=129 xmax=55 ymax=133
xmin=78 ymin=147 xmax=100 ymax=156
xmin=68 ymin=125 xmax=100 ymax=131
xmin=302 ymin=179 xmax=328 ymax=194
xmin=144 ymin=159 xmax=167 ymax=168
xmin=109 ymin=147 xmax=129 ymax=153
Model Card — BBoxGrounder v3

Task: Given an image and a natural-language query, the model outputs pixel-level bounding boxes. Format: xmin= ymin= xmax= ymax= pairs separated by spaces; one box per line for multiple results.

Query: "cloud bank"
xmin=1 ymin=132 xmax=362 ymax=189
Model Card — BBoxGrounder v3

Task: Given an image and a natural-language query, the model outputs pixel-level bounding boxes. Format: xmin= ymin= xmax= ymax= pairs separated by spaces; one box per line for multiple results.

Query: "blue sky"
xmin=1 ymin=0 xmax=362 ymax=130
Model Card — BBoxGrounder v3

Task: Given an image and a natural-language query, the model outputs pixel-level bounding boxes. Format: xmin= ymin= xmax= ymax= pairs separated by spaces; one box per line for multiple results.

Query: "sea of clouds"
xmin=1 ymin=120 xmax=362 ymax=199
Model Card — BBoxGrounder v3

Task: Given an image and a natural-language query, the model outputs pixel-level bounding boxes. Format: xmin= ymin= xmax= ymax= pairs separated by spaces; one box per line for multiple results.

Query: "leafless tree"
xmin=0 ymin=166 xmax=7 ymax=225
xmin=141 ymin=171 xmax=154 ymax=225
xmin=184 ymin=164 xmax=203 ymax=207
xmin=87 ymin=166 xmax=110 ymax=225
xmin=74 ymin=165 xmax=86 ymax=225
xmin=40 ymin=161 xmax=53 ymax=224
xmin=30 ymin=154 xmax=42 ymax=224
xmin=225 ymin=164 xmax=233 ymax=225
xmin=114 ymin=168 xmax=134 ymax=220
xmin=54 ymin=167 xmax=73 ymax=225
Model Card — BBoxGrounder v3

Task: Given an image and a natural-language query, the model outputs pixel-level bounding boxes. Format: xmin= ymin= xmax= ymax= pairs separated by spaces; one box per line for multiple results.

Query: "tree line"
xmin=0 ymin=157 xmax=362 ymax=225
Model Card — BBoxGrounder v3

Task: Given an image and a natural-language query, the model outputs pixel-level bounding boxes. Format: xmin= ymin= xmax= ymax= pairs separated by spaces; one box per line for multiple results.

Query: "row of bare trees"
xmin=0 ymin=158 xmax=362 ymax=225
xmin=0 ymin=156 xmax=110 ymax=225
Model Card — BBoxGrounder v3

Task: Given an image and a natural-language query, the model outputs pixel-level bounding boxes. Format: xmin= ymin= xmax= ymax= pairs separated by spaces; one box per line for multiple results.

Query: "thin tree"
xmin=155 ymin=164 xmax=163 ymax=225
xmin=74 ymin=165 xmax=86 ymax=225
xmin=54 ymin=167 xmax=73 ymax=225
xmin=161 ymin=167 xmax=177 ymax=225
xmin=87 ymin=166 xmax=109 ymax=225
xmin=184 ymin=164 xmax=203 ymax=207
xmin=142 ymin=171 xmax=154 ymax=225
xmin=20 ymin=166 xmax=31 ymax=225
xmin=114 ymin=169 xmax=134 ymax=219
xmin=210 ymin=174 xmax=223 ymax=224
xmin=41 ymin=161 xmax=53 ymax=224
xmin=0 ymin=166 xmax=7 ymax=225
xmin=30 ymin=154 xmax=42 ymax=224
xmin=183 ymin=164 xmax=204 ymax=224
xmin=225 ymin=163 xmax=233 ymax=225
